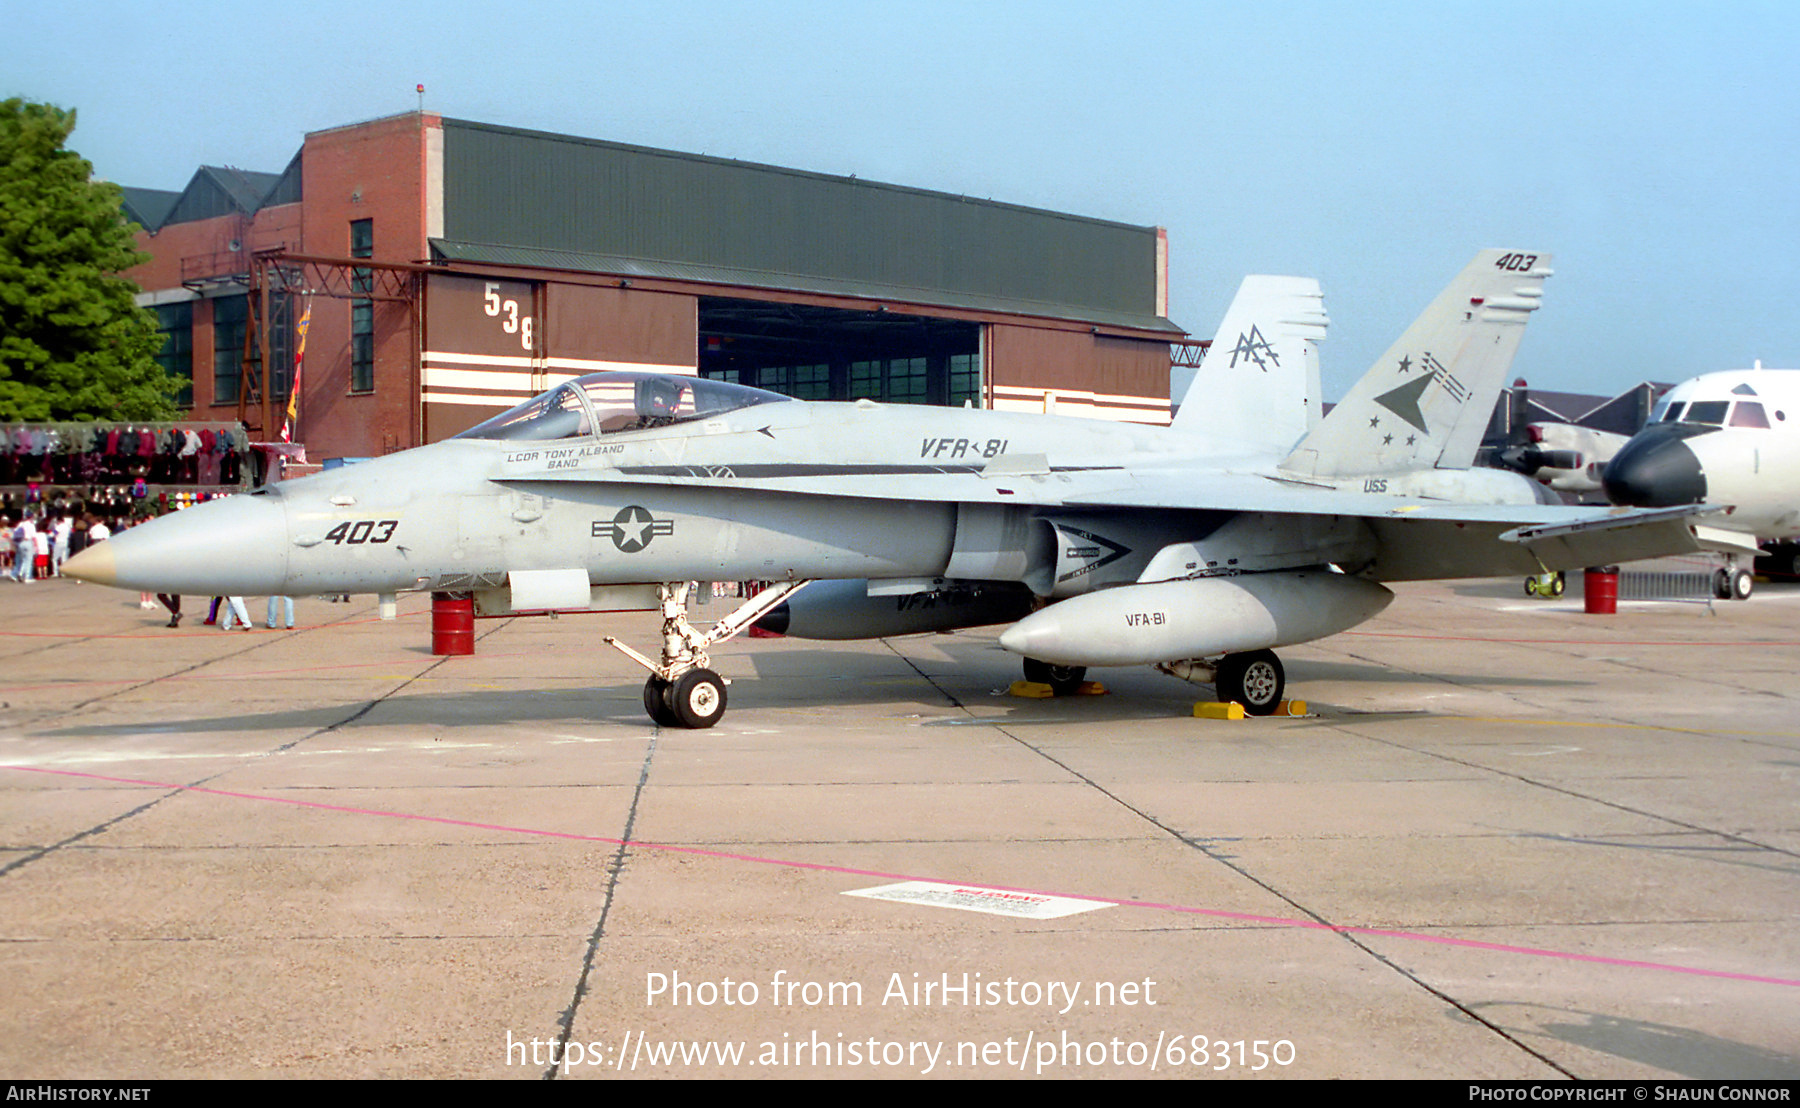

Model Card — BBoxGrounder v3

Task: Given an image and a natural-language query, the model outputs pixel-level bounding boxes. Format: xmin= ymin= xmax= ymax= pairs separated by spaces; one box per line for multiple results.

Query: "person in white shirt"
xmin=11 ymin=517 xmax=37 ymax=584
xmin=51 ymin=516 xmax=71 ymax=576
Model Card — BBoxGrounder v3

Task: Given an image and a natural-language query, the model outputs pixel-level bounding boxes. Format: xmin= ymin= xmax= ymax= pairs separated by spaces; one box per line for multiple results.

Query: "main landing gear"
xmin=1713 ymin=563 xmax=1754 ymax=601
xmin=607 ymin=580 xmax=812 ymax=729
xmin=1021 ymin=657 xmax=1087 ymax=697
xmin=1156 ymin=649 xmax=1287 ymax=716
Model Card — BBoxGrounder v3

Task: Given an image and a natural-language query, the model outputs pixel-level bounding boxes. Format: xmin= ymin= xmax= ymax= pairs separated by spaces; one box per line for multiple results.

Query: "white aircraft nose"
xmin=63 ymin=493 xmax=290 ymax=595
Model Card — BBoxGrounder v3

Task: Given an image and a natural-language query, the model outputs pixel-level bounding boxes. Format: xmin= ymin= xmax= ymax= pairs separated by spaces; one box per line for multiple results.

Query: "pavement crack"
xmin=544 ymin=727 xmax=658 ymax=1080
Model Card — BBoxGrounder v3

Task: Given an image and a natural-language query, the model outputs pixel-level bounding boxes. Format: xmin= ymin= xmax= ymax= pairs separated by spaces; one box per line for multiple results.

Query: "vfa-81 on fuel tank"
xmin=67 ymin=250 xmax=1709 ymax=727
xmin=1603 ymin=363 xmax=1800 ymax=599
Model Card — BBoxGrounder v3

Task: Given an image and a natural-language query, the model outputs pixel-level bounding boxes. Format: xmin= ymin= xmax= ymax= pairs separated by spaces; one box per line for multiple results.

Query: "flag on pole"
xmin=280 ymin=302 xmax=310 ymax=444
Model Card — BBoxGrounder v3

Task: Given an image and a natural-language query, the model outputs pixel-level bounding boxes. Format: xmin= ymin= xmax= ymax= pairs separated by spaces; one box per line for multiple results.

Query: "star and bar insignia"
xmin=595 ymin=505 xmax=675 ymax=553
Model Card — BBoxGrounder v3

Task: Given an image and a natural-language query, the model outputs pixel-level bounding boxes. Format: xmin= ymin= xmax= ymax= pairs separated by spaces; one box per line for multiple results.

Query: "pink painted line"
xmin=1344 ymin=630 xmax=1800 ymax=648
xmin=9 ymin=763 xmax=1798 ymax=990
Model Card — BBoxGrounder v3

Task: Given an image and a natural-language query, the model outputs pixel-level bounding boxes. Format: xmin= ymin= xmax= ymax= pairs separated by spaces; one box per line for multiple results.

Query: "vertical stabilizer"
xmin=1280 ymin=250 xmax=1551 ymax=479
xmin=1171 ymin=276 xmax=1328 ymax=452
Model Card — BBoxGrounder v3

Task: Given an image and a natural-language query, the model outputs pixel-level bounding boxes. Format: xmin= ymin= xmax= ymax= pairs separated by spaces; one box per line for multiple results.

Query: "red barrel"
xmin=431 ymin=592 xmax=475 ymax=655
xmin=1583 ymin=566 xmax=1619 ymax=615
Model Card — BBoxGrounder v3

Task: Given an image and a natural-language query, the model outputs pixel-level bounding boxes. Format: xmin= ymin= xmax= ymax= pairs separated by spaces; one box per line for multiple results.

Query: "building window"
xmin=350 ymin=220 xmax=374 ymax=392
xmin=948 ymin=353 xmax=980 ymax=407
xmin=886 ymin=357 xmax=928 ymax=404
xmin=212 ymin=295 xmax=247 ymax=405
xmin=759 ymin=364 xmax=831 ymax=400
xmin=267 ymin=294 xmax=296 ymax=400
xmin=849 ymin=360 xmax=882 ymax=400
xmin=350 ymin=302 xmax=374 ymax=393
xmin=845 ymin=357 xmax=931 ymax=404
xmin=155 ymin=302 xmax=193 ymax=408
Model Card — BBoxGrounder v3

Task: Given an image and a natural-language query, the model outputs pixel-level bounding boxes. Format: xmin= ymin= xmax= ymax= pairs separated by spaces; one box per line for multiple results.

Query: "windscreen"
xmin=454 ymin=383 xmax=591 ymax=441
xmin=455 ymin=372 xmax=791 ymax=442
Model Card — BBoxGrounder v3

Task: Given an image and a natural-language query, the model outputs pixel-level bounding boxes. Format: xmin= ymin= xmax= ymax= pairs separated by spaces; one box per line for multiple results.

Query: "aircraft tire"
xmin=1550 ymin=572 xmax=1565 ymax=597
xmin=1524 ymin=577 xmax=1539 ymax=597
xmin=671 ymin=668 xmax=728 ymax=729
xmin=1023 ymin=658 xmax=1087 ymax=696
xmin=643 ymin=676 xmax=680 ymax=727
xmin=1216 ymin=649 xmax=1284 ymax=716
xmin=1715 ymin=567 xmax=1755 ymax=601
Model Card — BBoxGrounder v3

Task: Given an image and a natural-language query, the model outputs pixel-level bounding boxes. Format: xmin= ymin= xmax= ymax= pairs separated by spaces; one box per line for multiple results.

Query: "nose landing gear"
xmin=609 ymin=580 xmax=811 ymax=728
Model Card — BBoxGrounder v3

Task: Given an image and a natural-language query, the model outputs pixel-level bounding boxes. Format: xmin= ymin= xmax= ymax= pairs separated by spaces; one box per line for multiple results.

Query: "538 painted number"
xmin=483 ymin=282 xmax=535 ymax=351
xmin=323 ymin=520 xmax=398 ymax=545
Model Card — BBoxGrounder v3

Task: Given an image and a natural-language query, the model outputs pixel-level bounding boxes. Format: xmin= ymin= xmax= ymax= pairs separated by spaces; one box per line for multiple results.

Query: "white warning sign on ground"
xmin=845 ymin=881 xmax=1111 ymax=919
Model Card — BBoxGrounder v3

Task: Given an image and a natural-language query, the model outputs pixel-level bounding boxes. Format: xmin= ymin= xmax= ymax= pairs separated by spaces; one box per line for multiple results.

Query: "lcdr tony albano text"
xmin=646 ymin=971 xmax=1158 ymax=1014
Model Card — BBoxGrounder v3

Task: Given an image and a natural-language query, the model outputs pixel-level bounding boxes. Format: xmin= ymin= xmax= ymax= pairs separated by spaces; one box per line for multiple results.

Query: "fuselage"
xmin=65 ymin=371 xmax=1551 ymax=600
xmin=1603 ymin=368 xmax=1800 ymax=539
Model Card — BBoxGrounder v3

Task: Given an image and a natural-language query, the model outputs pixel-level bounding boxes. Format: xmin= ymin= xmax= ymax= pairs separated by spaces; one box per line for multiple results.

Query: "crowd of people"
xmin=2 ymin=510 xmax=109 ymax=583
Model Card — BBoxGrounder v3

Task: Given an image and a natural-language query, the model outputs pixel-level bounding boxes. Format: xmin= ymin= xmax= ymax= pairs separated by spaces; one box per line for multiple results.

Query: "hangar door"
xmin=697 ymin=297 xmax=982 ymax=407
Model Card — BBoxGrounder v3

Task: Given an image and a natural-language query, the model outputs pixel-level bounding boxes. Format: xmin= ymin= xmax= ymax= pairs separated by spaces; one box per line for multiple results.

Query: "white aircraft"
xmin=1497 ymin=422 xmax=1628 ymax=495
xmin=67 ymin=250 xmax=1707 ymax=725
xmin=1604 ymin=364 xmax=1800 ymax=598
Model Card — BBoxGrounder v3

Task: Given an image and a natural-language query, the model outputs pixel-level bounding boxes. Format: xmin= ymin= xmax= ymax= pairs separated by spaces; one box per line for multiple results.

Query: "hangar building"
xmin=122 ymin=112 xmax=1187 ymax=464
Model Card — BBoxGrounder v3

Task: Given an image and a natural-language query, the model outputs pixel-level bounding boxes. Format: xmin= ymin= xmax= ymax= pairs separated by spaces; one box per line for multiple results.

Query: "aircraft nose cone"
xmin=1602 ymin=426 xmax=1708 ymax=507
xmin=63 ymin=493 xmax=289 ymax=594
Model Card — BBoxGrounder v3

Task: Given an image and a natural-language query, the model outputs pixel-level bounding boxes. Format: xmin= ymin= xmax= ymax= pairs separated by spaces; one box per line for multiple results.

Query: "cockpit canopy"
xmin=1653 ymin=397 xmax=1776 ymax=429
xmin=454 ymin=372 xmax=791 ymax=442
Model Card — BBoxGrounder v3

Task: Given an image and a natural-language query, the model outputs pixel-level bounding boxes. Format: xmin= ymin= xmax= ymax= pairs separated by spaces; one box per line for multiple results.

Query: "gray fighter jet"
xmin=67 ymin=250 xmax=1706 ymax=726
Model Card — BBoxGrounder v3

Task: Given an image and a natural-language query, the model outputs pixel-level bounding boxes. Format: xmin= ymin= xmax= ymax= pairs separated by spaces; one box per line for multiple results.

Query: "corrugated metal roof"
xmin=439 ymin=119 xmax=1172 ymax=332
xmin=431 ymin=238 xmax=1183 ymax=335
xmin=157 ymin=165 xmax=284 ymax=228
xmin=120 ymin=187 xmax=180 ymax=231
xmin=262 ymin=150 xmax=303 ymax=208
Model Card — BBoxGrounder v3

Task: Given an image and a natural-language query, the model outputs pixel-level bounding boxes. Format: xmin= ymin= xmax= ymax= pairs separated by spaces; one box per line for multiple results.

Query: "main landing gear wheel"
xmin=1023 ymin=657 xmax=1087 ymax=696
xmin=669 ymin=668 xmax=727 ymax=729
xmin=1714 ymin=567 xmax=1754 ymax=601
xmin=1215 ymin=649 xmax=1285 ymax=716
xmin=643 ymin=676 xmax=679 ymax=728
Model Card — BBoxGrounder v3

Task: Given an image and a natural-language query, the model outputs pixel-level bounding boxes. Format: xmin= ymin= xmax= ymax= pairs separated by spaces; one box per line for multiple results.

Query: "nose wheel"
xmin=643 ymin=676 xmax=679 ymax=727
xmin=667 ymin=669 xmax=727 ymax=728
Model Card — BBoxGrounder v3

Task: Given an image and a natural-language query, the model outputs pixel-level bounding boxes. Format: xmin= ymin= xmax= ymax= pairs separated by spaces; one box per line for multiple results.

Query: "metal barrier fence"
xmin=1616 ymin=569 xmax=1716 ymax=603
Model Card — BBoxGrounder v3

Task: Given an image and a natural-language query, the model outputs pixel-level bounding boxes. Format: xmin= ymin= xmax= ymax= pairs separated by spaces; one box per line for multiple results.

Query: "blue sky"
xmin=9 ymin=0 xmax=1798 ymax=400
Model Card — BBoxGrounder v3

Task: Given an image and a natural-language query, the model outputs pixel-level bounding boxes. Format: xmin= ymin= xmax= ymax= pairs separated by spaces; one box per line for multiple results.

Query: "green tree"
xmin=0 ymin=98 xmax=174 ymax=421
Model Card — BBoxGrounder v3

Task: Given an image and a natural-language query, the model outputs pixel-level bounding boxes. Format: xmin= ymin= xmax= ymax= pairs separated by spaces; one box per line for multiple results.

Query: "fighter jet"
xmin=67 ymin=250 xmax=1707 ymax=726
xmin=1603 ymin=363 xmax=1800 ymax=599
